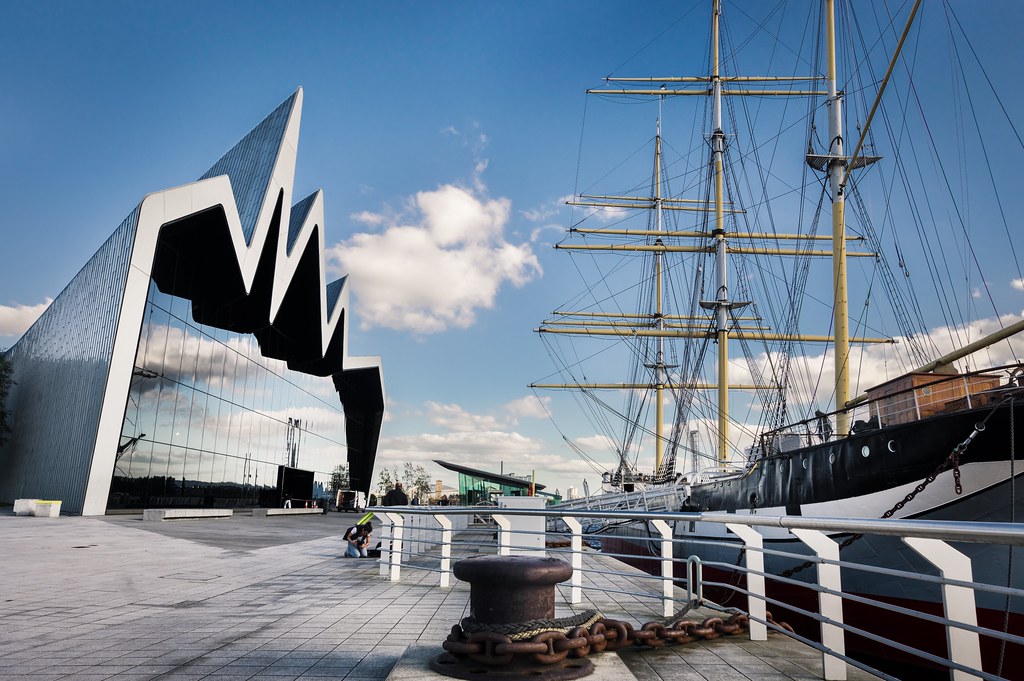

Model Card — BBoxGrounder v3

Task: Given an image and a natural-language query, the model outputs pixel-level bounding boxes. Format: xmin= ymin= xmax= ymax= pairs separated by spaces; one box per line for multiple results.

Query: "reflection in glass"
xmin=107 ymin=286 xmax=347 ymax=510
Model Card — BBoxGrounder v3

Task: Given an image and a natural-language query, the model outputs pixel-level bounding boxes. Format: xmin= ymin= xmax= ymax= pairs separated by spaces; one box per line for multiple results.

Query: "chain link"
xmin=441 ymin=612 xmax=791 ymax=666
xmin=778 ymin=409 xmax=1005 ymax=579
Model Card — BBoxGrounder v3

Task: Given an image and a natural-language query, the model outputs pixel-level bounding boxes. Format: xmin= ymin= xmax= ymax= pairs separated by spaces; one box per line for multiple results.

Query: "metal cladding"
xmin=0 ymin=88 xmax=384 ymax=513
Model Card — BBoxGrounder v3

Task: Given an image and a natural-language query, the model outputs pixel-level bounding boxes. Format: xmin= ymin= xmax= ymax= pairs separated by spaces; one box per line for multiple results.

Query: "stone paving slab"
xmin=0 ymin=511 xmax=880 ymax=681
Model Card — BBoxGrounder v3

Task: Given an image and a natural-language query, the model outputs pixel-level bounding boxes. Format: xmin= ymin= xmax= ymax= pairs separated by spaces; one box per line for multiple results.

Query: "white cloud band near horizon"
xmin=0 ymin=299 xmax=52 ymax=342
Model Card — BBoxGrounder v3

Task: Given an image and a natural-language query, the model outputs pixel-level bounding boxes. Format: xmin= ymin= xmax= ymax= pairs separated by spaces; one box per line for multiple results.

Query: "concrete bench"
xmin=252 ymin=508 xmax=324 ymax=518
xmin=143 ymin=508 xmax=233 ymax=521
xmin=14 ymin=499 xmax=62 ymax=517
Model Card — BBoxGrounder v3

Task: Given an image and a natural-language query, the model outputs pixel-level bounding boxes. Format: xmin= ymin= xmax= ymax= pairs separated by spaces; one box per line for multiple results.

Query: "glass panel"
xmin=111 ymin=284 xmax=351 ymax=510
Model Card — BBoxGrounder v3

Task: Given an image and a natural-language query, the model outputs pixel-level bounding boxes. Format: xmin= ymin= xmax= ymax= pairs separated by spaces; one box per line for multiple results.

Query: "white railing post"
xmin=434 ymin=513 xmax=453 ymax=588
xmin=792 ymin=529 xmax=846 ymax=681
xmin=492 ymin=514 xmax=511 ymax=556
xmin=726 ymin=523 xmax=768 ymax=641
xmin=563 ymin=516 xmax=583 ymax=604
xmin=379 ymin=514 xmax=394 ymax=577
xmin=651 ymin=519 xmax=674 ymax=617
xmin=383 ymin=511 xmax=404 ymax=582
xmin=903 ymin=537 xmax=983 ymax=681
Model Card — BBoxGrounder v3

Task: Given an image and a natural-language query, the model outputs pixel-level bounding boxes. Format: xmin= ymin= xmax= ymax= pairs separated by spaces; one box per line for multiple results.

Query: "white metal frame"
xmin=374 ymin=505 xmax=1024 ymax=681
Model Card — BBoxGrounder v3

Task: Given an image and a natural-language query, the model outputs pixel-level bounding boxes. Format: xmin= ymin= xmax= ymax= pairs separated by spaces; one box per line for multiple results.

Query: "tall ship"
xmin=531 ymin=0 xmax=1023 ymax=675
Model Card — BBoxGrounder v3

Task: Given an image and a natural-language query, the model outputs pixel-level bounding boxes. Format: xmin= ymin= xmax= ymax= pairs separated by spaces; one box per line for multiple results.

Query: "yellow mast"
xmin=825 ymin=0 xmax=851 ymax=436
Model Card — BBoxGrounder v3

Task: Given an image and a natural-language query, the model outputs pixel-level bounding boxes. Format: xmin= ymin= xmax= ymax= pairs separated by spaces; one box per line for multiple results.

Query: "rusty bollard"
xmin=430 ymin=555 xmax=594 ymax=679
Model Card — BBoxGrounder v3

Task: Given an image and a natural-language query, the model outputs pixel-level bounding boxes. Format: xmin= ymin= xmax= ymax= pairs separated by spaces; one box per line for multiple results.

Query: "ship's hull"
xmin=599 ymin=402 xmax=1024 ymax=678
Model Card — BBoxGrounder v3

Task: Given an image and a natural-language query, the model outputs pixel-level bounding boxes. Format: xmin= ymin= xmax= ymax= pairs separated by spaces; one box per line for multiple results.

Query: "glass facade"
xmin=457 ymin=471 xmax=532 ymax=505
xmin=0 ymin=209 xmax=138 ymax=514
xmin=108 ymin=280 xmax=346 ymax=509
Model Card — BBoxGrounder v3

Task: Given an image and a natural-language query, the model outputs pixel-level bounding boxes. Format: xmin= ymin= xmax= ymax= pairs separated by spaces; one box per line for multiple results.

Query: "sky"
xmin=2 ymin=1 xmax=1024 ymax=497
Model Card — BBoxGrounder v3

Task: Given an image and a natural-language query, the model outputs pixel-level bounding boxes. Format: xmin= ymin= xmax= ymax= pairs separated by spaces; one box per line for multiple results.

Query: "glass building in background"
xmin=0 ymin=89 xmax=385 ymax=515
xmin=435 ymin=460 xmax=553 ymax=505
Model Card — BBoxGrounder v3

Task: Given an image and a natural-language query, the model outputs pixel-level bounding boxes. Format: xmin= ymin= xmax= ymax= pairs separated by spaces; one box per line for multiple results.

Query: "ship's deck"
xmin=0 ymin=510 xmax=881 ymax=680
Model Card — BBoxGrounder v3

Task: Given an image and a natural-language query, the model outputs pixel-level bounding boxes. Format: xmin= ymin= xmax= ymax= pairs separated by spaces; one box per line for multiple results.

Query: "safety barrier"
xmin=371 ymin=505 xmax=1024 ymax=681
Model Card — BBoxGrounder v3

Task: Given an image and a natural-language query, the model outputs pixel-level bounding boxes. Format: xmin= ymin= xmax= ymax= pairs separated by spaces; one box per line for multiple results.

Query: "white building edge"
xmin=0 ymin=89 xmax=385 ymax=515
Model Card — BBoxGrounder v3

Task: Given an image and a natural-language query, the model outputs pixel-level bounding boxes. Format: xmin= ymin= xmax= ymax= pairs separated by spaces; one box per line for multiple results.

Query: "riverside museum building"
xmin=0 ymin=89 xmax=385 ymax=515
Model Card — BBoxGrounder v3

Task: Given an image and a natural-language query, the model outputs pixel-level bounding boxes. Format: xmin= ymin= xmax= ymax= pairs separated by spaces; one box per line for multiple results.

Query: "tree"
xmin=402 ymin=462 xmax=433 ymax=501
xmin=0 ymin=351 xmax=12 ymax=446
xmin=329 ymin=463 xmax=349 ymax=494
xmin=375 ymin=466 xmax=399 ymax=497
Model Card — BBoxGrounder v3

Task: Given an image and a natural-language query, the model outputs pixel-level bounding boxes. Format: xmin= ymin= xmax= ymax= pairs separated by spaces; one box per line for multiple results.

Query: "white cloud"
xmin=0 ymin=299 xmax=52 ymax=338
xmin=350 ymin=210 xmax=386 ymax=227
xmin=722 ymin=310 xmax=1024 ymax=419
xmin=376 ymin=430 xmax=543 ymax=467
xmin=328 ymin=184 xmax=542 ymax=334
xmin=426 ymin=401 xmax=503 ymax=432
xmin=374 ymin=429 xmax=596 ymax=485
xmin=504 ymin=395 xmax=550 ymax=420
xmin=1013 ymin=278 xmax=1024 ymax=291
xmin=520 ymin=195 xmax=573 ymax=224
xmin=574 ymin=434 xmax=616 ymax=453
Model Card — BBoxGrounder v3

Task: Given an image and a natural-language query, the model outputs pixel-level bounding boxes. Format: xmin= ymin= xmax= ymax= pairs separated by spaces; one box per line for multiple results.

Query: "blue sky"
xmin=2 ymin=1 xmax=1023 ymax=496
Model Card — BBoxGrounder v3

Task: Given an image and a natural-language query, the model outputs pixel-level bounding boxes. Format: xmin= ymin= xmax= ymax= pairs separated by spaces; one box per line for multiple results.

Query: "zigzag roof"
xmin=149 ymin=88 xmax=382 ymax=384
xmin=1 ymin=89 xmax=384 ymax=511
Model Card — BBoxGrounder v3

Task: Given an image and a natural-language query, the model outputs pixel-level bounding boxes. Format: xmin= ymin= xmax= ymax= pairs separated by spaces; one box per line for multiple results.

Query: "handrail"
xmin=373 ymin=505 xmax=1023 ymax=681
xmin=768 ymin=361 xmax=1023 ymax=439
xmin=374 ymin=506 xmax=1024 ymax=546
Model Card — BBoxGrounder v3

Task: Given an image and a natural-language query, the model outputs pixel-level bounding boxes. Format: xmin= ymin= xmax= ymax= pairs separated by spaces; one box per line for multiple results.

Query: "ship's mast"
xmin=654 ymin=105 xmax=667 ymax=474
xmin=711 ymin=0 xmax=730 ymax=463
xmin=825 ymin=0 xmax=851 ymax=436
xmin=534 ymin=0 xmax=895 ymax=480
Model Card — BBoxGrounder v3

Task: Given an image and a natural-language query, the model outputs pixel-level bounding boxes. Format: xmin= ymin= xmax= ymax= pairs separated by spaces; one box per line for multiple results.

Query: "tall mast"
xmin=711 ymin=0 xmax=729 ymax=463
xmin=826 ymin=0 xmax=851 ymax=435
xmin=535 ymin=0 xmax=896 ymax=481
xmin=654 ymin=104 xmax=666 ymax=474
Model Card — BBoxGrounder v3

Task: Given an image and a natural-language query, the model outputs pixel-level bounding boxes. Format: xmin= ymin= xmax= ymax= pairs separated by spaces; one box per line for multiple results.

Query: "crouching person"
xmin=344 ymin=523 xmax=372 ymax=558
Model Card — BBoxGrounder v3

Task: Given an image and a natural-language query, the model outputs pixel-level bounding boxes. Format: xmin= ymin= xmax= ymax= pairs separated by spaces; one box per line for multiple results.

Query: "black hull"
xmin=598 ymin=402 xmax=1024 ymax=678
xmin=688 ymin=400 xmax=1023 ymax=516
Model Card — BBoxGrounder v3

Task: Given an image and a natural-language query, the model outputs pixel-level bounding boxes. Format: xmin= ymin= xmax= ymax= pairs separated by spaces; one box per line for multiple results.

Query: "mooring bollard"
xmin=431 ymin=554 xmax=595 ymax=680
xmin=458 ymin=554 xmax=572 ymax=624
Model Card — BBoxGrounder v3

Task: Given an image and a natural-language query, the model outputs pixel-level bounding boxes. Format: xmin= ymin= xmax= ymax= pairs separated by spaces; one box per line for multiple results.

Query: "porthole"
xmin=802 ymin=459 xmax=808 ymax=470
xmin=861 ymin=445 xmax=871 ymax=457
xmin=828 ymin=451 xmax=836 ymax=464
xmin=887 ymin=440 xmax=897 ymax=453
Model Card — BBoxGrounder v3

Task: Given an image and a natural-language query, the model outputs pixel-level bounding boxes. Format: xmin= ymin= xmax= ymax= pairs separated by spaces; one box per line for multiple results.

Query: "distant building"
xmin=0 ymin=90 xmax=385 ymax=515
xmin=566 ymin=486 xmax=579 ymax=500
xmin=434 ymin=460 xmax=548 ymax=505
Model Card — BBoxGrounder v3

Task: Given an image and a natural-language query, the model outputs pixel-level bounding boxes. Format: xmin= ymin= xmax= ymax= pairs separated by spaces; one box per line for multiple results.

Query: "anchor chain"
xmin=781 ymin=401 xmax=1009 ymax=579
xmin=442 ymin=611 xmax=793 ymax=666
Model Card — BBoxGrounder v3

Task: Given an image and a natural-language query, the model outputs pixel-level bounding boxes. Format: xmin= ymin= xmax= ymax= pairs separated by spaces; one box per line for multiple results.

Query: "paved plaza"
xmin=0 ymin=510 xmax=879 ymax=680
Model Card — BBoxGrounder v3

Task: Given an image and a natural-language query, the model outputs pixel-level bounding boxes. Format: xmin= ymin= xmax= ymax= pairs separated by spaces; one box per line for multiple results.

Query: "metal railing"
xmin=371 ymin=505 xmax=1024 ymax=681
xmin=763 ymin=365 xmax=1021 ymax=455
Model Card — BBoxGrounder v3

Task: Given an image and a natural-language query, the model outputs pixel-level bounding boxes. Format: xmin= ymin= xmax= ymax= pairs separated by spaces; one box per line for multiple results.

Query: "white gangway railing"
xmin=371 ymin=505 xmax=1024 ymax=681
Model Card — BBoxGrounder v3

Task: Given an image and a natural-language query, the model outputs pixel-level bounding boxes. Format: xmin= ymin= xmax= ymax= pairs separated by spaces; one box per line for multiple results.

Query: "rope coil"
xmin=459 ymin=610 xmax=604 ymax=641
